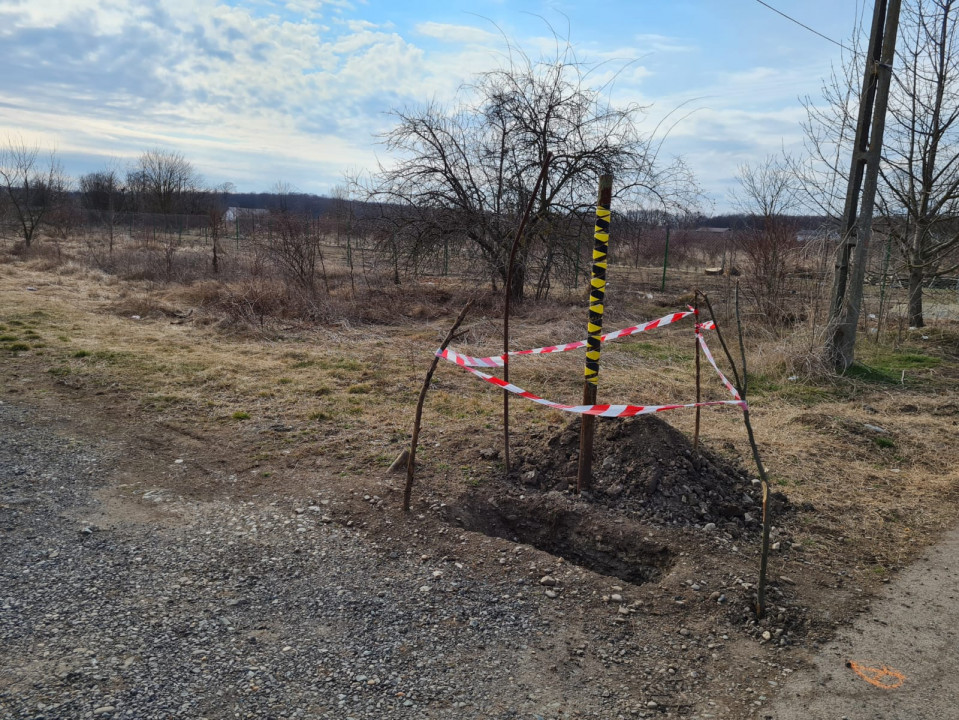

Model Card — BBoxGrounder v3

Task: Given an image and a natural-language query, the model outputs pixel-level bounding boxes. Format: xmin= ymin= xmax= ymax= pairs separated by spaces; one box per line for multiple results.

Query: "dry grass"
xmin=1 ymin=239 xmax=958 ymax=587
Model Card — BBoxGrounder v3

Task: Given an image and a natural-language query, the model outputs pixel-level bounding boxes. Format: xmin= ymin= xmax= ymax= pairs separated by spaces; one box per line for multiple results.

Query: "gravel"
xmin=0 ymin=400 xmax=807 ymax=720
xmin=0 ymin=402 xmax=559 ymax=720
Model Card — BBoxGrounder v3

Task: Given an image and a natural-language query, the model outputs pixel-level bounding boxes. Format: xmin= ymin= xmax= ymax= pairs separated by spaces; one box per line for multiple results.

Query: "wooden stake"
xmin=701 ymin=288 xmax=773 ymax=619
xmin=577 ymin=174 xmax=613 ymax=493
xmin=693 ymin=291 xmax=702 ymax=449
xmin=403 ymin=301 xmax=473 ymax=512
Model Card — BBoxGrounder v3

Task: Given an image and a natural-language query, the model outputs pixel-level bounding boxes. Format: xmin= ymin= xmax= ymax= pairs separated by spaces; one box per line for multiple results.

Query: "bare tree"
xmin=329 ymin=184 xmax=358 ymax=295
xmin=880 ymin=0 xmax=959 ymax=326
xmin=0 ymin=138 xmax=69 ymax=247
xmin=732 ymin=155 xmax=799 ymax=218
xmin=361 ymin=41 xmax=699 ymax=301
xmin=731 ymin=157 xmax=804 ymax=324
xmin=801 ymin=0 xmax=959 ymax=329
xmin=206 ymin=182 xmax=234 ymax=275
xmin=262 ymin=182 xmax=329 ymax=296
xmin=127 ymin=148 xmax=202 ymax=214
xmin=79 ymin=168 xmax=125 ymax=253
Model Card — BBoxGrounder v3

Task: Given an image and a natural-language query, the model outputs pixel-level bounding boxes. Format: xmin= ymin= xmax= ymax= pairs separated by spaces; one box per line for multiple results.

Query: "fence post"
xmin=577 ymin=174 xmax=613 ymax=493
xmin=660 ymin=224 xmax=670 ymax=292
xmin=693 ymin=291 xmax=702 ymax=449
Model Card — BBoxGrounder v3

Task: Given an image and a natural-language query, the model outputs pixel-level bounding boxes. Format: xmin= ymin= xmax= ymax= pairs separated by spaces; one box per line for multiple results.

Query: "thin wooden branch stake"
xmin=693 ymin=290 xmax=702 ymax=449
xmin=403 ymin=301 xmax=473 ymax=512
xmin=702 ymin=287 xmax=773 ymax=619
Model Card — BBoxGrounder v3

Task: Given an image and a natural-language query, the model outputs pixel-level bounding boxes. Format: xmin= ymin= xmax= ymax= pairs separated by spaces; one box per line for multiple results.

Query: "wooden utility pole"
xmin=827 ymin=0 xmax=901 ymax=371
xmin=577 ymin=175 xmax=613 ymax=493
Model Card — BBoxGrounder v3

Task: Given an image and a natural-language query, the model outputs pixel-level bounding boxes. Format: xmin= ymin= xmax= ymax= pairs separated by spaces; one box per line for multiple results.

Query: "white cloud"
xmin=0 ymin=1 xmax=839 ymax=206
xmin=415 ymin=21 xmax=499 ymax=45
xmin=632 ymin=33 xmax=696 ymax=54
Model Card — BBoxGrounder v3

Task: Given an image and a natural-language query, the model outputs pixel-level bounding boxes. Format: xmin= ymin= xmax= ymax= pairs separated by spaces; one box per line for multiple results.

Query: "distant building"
xmin=224 ymin=207 xmax=269 ymax=222
xmin=694 ymin=227 xmax=731 ymax=234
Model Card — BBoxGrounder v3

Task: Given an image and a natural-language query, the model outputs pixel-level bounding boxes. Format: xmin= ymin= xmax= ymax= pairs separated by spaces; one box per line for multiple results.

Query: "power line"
xmin=753 ymin=0 xmax=854 ymax=52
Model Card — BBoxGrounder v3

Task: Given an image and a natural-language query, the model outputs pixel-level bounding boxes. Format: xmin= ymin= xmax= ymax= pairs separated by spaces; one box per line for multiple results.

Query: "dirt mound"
xmin=510 ymin=415 xmax=781 ymax=534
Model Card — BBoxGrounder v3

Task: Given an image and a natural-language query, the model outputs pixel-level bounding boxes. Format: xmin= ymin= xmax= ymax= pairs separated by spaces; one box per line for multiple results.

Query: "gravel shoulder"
xmin=0 ymin=391 xmax=824 ymax=720
xmin=0 ymin=400 xmax=566 ymax=720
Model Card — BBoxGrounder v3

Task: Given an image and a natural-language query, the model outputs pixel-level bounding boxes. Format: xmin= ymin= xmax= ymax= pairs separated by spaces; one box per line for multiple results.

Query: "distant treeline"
xmin=70 ymin=187 xmax=833 ymax=229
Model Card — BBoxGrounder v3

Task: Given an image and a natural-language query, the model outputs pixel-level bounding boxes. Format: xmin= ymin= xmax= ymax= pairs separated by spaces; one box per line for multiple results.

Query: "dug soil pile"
xmin=509 ymin=415 xmax=783 ymax=535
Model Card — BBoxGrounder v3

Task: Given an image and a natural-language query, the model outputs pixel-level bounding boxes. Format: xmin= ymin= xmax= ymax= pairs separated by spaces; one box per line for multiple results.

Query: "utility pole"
xmin=826 ymin=0 xmax=901 ymax=372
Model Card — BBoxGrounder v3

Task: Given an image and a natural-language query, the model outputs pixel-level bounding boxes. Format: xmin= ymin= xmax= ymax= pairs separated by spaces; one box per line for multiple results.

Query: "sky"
xmin=0 ymin=0 xmax=870 ymax=211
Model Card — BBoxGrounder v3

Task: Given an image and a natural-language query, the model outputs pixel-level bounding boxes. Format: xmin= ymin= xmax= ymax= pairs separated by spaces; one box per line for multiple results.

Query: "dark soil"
xmin=445 ymin=415 xmax=792 ymax=589
xmin=509 ymin=415 xmax=787 ymax=534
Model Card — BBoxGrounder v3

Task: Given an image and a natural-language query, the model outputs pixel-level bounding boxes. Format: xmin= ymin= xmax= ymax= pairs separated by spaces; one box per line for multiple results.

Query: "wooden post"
xmin=693 ymin=291 xmax=702 ymax=449
xmin=660 ymin=224 xmax=670 ymax=292
xmin=577 ymin=174 xmax=613 ymax=493
xmin=701 ymin=288 xmax=773 ymax=619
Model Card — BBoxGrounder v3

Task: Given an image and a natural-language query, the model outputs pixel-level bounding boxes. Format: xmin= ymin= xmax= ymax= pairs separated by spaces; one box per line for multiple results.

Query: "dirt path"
xmin=767 ymin=523 xmax=959 ymax=720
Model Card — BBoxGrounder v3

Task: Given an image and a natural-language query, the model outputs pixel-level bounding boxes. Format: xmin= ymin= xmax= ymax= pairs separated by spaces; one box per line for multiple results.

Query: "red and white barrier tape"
xmin=434 ymin=309 xmax=745 ymax=417
xmin=440 ymin=310 xmax=698 ymax=368
xmin=696 ymin=326 xmax=741 ymax=401
xmin=449 ymin=362 xmax=745 ymax=416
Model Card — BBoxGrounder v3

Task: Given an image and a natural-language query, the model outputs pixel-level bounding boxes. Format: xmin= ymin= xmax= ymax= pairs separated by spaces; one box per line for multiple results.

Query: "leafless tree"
xmin=732 ymin=155 xmax=800 ymax=218
xmin=0 ymin=138 xmax=69 ymax=247
xmin=265 ymin=210 xmax=327 ymax=295
xmin=79 ymin=168 xmax=125 ymax=253
xmin=360 ymin=40 xmax=699 ymax=301
xmin=880 ymin=0 xmax=959 ymax=326
xmin=206 ymin=182 xmax=234 ymax=275
xmin=127 ymin=148 xmax=202 ymax=214
xmin=329 ymin=184 xmax=358 ymax=295
xmin=732 ymin=158 xmax=805 ymax=324
xmin=801 ymin=0 xmax=959 ymax=328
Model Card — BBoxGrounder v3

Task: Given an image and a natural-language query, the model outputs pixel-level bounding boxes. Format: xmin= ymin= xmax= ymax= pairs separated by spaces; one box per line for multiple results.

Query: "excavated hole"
xmin=446 ymin=491 xmax=673 ymax=585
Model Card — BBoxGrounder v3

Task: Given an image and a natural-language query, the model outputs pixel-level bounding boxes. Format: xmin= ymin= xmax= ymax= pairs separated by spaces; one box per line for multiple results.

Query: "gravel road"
xmin=0 ymin=400 xmax=579 ymax=720
xmin=4 ymin=399 xmax=737 ymax=720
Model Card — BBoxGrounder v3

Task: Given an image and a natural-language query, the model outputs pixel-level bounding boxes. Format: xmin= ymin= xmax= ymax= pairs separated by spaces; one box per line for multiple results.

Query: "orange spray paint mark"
xmin=847 ymin=660 xmax=906 ymax=689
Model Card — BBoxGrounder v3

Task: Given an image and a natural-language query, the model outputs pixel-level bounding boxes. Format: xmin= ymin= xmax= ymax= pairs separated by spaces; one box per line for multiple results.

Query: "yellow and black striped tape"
xmin=585 ymin=205 xmax=610 ymax=384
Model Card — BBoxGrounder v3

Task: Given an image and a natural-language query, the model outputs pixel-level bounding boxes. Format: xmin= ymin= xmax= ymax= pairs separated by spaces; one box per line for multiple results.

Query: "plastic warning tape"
xmin=440 ymin=310 xmax=697 ymax=368
xmin=584 ymin=202 xmax=611 ymax=385
xmin=435 ymin=310 xmax=744 ymax=416
xmin=445 ymin=360 xmax=746 ymax=417
xmin=696 ymin=326 xmax=741 ymax=401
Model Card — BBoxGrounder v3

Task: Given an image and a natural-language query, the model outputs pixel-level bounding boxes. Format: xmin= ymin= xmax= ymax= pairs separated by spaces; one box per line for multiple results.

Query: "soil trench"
xmin=447 ymin=491 xmax=674 ymax=584
xmin=447 ymin=415 xmax=783 ymax=585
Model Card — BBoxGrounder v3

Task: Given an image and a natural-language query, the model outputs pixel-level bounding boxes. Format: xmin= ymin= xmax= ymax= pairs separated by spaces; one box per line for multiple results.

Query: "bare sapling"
xmin=502 ymin=153 xmax=552 ymax=473
xmin=702 ymin=287 xmax=774 ymax=619
xmin=403 ymin=301 xmax=473 ymax=512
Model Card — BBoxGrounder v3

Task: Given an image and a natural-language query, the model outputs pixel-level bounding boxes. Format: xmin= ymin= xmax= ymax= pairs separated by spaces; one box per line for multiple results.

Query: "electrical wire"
xmin=753 ymin=0 xmax=854 ymax=52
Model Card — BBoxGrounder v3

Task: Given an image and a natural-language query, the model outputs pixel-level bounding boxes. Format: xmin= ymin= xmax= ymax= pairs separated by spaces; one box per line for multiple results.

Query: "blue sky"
xmin=0 ymin=0 xmax=868 ymax=210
